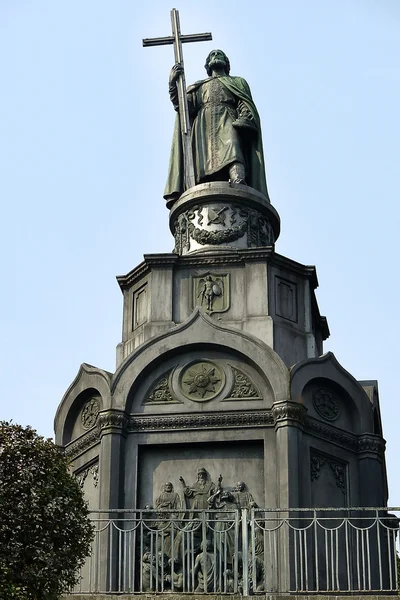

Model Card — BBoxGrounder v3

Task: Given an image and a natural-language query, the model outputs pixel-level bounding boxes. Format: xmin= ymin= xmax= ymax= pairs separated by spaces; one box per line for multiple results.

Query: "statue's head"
xmin=205 ymin=49 xmax=230 ymax=76
xmin=236 ymin=481 xmax=245 ymax=491
xmin=197 ymin=467 xmax=208 ymax=481
xmin=164 ymin=481 xmax=173 ymax=492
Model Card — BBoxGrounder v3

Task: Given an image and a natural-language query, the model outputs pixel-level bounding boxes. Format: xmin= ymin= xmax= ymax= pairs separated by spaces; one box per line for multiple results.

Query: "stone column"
xmin=272 ymin=400 xmax=307 ymax=593
xmin=97 ymin=410 xmax=128 ymax=592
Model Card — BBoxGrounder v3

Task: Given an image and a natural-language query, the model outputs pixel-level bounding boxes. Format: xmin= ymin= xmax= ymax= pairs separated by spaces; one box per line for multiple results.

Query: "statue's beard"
xmin=209 ymin=58 xmax=226 ymax=70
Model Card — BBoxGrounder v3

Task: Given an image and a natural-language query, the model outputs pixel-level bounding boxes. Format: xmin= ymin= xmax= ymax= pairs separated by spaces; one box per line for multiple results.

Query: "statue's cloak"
xmin=164 ymin=75 xmax=269 ymax=208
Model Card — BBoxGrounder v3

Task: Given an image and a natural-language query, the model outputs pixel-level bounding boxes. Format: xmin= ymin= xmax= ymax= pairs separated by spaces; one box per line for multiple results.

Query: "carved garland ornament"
xmin=190 ymin=221 xmax=247 ymax=245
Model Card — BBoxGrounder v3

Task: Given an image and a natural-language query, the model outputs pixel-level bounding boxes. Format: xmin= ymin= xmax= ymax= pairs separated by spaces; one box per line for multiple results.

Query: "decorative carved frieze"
xmin=227 ymin=366 xmax=260 ymax=399
xmin=305 ymin=417 xmax=357 ymax=452
xmin=128 ymin=410 xmax=274 ymax=432
xmin=65 ymin=426 xmax=100 ymax=457
xmin=173 ymin=203 xmax=275 ymax=255
xmin=64 ymin=407 xmax=386 ymax=462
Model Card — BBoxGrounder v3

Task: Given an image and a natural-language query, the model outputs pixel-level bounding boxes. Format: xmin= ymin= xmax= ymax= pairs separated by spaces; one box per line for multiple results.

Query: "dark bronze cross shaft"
xmin=143 ymin=9 xmax=212 ymax=190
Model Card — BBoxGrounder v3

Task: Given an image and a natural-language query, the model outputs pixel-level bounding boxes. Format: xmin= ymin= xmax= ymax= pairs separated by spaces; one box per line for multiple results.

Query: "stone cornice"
xmin=115 ymin=248 xmax=322 ymax=291
xmin=305 ymin=417 xmax=385 ymax=457
xmin=64 ymin=427 xmax=100 ymax=458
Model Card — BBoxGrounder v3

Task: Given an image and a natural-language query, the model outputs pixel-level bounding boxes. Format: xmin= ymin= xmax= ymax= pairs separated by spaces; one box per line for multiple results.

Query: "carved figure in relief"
xmin=154 ymin=482 xmax=181 ymax=558
xmin=165 ymin=50 xmax=269 ymax=205
xmin=179 ymin=467 xmax=216 ymax=513
xmin=165 ymin=557 xmax=184 ymax=590
xmin=193 ymin=539 xmax=218 ymax=592
xmin=155 ymin=482 xmax=181 ymax=518
xmin=197 ymin=274 xmax=223 ymax=312
xmin=141 ymin=551 xmax=156 ymax=592
xmin=208 ymin=476 xmax=237 ymax=567
xmin=249 ymin=527 xmax=266 ymax=593
xmin=229 ymin=481 xmax=257 ymax=510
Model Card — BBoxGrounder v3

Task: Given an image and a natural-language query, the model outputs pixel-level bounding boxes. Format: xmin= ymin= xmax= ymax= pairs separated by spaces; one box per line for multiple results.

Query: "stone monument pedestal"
xmin=170 ymin=182 xmax=280 ymax=255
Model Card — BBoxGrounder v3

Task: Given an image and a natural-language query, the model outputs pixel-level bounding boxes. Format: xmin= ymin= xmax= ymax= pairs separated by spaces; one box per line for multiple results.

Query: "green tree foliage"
xmin=0 ymin=421 xmax=94 ymax=600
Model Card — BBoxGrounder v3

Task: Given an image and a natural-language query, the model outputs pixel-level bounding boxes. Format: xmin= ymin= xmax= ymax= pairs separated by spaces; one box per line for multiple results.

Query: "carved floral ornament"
xmin=310 ymin=451 xmax=346 ymax=495
xmin=75 ymin=463 xmax=99 ymax=489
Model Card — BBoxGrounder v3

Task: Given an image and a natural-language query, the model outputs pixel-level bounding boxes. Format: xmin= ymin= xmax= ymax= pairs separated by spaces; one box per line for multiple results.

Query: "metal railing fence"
xmin=74 ymin=507 xmax=399 ymax=595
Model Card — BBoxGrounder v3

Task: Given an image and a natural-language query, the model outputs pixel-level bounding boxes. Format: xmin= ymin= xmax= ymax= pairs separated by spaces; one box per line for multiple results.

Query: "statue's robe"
xmin=164 ymin=75 xmax=269 ymax=208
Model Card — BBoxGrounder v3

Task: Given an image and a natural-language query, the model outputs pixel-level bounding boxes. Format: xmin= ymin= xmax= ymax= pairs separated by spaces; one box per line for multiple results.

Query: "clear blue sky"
xmin=1 ymin=0 xmax=399 ymax=504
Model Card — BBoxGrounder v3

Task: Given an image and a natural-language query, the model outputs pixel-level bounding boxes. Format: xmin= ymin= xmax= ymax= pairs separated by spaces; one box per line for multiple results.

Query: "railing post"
xmin=241 ymin=508 xmax=249 ymax=595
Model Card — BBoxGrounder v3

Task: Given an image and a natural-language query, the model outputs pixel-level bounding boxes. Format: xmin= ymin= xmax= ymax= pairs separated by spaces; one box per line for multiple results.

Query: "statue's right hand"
xmin=169 ymin=63 xmax=184 ymax=85
xmin=179 ymin=476 xmax=185 ymax=486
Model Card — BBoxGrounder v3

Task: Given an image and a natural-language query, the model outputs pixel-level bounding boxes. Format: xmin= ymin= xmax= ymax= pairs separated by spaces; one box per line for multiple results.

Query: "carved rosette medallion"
xmin=313 ymin=388 xmax=340 ymax=421
xmin=180 ymin=361 xmax=225 ymax=402
xmin=81 ymin=397 xmax=100 ymax=429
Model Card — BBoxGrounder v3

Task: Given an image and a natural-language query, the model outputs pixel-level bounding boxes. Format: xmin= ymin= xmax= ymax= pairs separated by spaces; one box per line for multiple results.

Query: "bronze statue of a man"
xmin=164 ymin=49 xmax=269 ymax=207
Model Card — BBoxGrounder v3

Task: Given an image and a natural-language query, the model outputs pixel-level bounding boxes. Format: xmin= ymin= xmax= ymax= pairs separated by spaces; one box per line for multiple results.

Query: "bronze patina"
xmin=164 ymin=48 xmax=269 ymax=207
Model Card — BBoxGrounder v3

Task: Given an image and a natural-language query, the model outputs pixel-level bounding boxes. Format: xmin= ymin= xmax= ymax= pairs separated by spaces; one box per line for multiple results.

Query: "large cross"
xmin=143 ymin=9 xmax=212 ymax=190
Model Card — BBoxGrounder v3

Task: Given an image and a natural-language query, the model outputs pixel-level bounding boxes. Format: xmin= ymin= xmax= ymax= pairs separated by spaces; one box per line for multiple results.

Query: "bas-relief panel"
xmin=137 ymin=442 xmax=264 ymax=511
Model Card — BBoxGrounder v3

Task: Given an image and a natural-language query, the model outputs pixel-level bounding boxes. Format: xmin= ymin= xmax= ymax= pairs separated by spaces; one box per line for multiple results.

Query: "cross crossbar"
xmin=142 ymin=33 xmax=212 ymax=47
